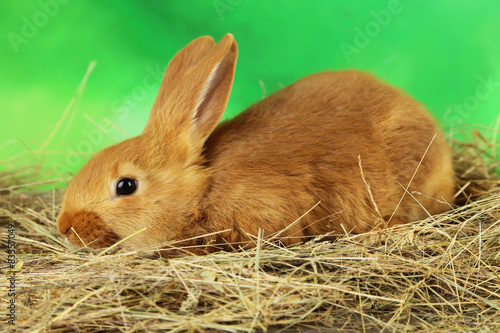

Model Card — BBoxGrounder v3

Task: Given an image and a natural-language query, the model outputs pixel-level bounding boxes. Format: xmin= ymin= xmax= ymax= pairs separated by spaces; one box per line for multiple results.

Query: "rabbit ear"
xmin=146 ymin=36 xmax=216 ymax=128
xmin=143 ymin=34 xmax=238 ymax=148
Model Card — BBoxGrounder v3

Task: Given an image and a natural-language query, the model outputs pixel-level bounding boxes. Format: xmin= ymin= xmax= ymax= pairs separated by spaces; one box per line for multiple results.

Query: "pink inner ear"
xmin=195 ymin=65 xmax=220 ymax=122
xmin=194 ymin=52 xmax=235 ymax=137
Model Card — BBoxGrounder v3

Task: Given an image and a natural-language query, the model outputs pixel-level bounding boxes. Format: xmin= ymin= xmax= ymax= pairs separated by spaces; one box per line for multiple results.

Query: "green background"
xmin=1 ymin=0 xmax=499 ymax=181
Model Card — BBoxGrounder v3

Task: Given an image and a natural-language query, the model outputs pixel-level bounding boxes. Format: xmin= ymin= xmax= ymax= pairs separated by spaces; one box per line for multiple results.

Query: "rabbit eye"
xmin=116 ymin=178 xmax=138 ymax=196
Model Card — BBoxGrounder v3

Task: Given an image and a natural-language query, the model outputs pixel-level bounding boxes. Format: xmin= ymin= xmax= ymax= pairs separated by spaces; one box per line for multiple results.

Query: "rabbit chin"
xmin=57 ymin=209 xmax=178 ymax=251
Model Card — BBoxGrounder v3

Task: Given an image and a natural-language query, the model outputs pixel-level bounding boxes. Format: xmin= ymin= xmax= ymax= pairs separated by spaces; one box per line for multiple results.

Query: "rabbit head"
xmin=57 ymin=34 xmax=238 ymax=250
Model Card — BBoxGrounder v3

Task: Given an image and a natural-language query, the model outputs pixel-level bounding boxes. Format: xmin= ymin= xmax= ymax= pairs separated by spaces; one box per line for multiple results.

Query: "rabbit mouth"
xmin=58 ymin=210 xmax=121 ymax=249
xmin=67 ymin=231 xmax=120 ymax=249
xmin=64 ymin=237 xmax=78 ymax=250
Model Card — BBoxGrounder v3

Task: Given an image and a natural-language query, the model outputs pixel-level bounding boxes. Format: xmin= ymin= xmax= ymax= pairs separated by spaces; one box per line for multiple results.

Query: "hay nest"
xmin=1 ymin=136 xmax=499 ymax=332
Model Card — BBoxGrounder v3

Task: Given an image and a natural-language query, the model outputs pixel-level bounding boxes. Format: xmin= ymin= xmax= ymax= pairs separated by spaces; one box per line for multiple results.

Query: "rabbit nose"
xmin=57 ymin=212 xmax=73 ymax=235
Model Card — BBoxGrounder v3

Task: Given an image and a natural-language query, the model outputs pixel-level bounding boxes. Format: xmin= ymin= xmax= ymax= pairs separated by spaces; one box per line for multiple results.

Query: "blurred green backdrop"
xmin=1 ymin=0 xmax=499 ymax=181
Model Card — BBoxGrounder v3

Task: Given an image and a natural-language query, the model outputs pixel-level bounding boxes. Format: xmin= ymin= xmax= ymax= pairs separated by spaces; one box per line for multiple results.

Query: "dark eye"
xmin=116 ymin=178 xmax=138 ymax=196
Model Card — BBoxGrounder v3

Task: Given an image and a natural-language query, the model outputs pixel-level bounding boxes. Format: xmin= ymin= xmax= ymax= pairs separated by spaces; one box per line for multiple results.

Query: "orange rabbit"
xmin=57 ymin=34 xmax=455 ymax=253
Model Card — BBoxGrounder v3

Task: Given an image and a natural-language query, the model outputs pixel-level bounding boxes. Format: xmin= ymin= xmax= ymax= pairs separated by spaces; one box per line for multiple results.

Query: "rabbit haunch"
xmin=57 ymin=34 xmax=455 ymax=253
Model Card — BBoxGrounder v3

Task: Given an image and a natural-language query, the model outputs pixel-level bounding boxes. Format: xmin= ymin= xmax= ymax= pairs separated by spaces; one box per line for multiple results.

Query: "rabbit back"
xmin=201 ymin=70 xmax=454 ymax=244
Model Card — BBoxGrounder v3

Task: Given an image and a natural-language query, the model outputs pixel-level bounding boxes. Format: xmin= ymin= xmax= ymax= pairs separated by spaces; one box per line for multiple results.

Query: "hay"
xmin=1 ymin=138 xmax=499 ymax=332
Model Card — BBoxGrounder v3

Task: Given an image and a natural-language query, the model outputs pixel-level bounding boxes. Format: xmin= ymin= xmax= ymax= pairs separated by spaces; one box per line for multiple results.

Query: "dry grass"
xmin=1 ymin=135 xmax=500 ymax=332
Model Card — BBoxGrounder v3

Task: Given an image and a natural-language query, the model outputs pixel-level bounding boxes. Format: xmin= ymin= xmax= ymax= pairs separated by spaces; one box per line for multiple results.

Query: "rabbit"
xmin=57 ymin=33 xmax=455 ymax=254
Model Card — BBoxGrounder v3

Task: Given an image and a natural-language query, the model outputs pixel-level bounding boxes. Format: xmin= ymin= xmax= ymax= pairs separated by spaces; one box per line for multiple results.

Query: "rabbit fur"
xmin=57 ymin=34 xmax=455 ymax=253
